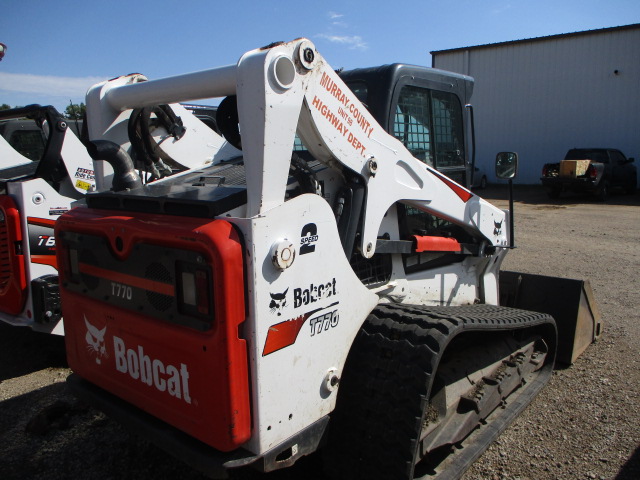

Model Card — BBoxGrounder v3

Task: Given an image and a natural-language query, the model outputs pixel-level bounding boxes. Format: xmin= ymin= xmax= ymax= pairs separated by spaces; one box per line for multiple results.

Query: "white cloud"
xmin=320 ymin=11 xmax=367 ymax=51
xmin=0 ymin=72 xmax=106 ymax=98
xmin=317 ymin=34 xmax=368 ymax=51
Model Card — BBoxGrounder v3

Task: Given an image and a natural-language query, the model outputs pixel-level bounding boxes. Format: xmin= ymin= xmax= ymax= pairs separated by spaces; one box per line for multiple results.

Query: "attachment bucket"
xmin=499 ymin=271 xmax=602 ymax=365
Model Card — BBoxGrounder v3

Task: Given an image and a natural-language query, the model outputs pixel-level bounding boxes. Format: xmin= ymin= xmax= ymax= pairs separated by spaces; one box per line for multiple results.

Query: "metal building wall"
xmin=432 ymin=26 xmax=640 ymax=185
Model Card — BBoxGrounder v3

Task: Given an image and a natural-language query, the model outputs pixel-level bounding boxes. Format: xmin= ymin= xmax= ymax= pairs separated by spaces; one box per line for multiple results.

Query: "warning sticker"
xmin=49 ymin=207 xmax=69 ymax=216
xmin=76 ymin=180 xmax=91 ymax=191
xmin=75 ymin=167 xmax=95 ymax=181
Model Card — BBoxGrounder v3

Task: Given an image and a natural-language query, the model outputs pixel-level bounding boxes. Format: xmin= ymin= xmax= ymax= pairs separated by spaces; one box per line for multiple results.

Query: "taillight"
xmin=58 ymin=235 xmax=80 ymax=285
xmin=0 ymin=195 xmax=27 ymax=314
xmin=587 ymin=164 xmax=597 ymax=180
xmin=177 ymin=261 xmax=213 ymax=319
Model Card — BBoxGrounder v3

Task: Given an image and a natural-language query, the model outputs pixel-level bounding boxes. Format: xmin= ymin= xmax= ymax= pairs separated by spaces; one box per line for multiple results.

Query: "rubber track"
xmin=324 ymin=304 xmax=556 ymax=480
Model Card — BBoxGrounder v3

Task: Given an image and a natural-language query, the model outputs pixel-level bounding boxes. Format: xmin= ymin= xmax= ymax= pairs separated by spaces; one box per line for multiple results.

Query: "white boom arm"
xmin=86 ymin=39 xmax=508 ymax=257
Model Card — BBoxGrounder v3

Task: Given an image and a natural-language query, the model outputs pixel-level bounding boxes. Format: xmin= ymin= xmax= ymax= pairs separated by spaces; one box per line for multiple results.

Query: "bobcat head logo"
xmin=269 ymin=288 xmax=288 ymax=316
xmin=85 ymin=316 xmax=108 ymax=364
xmin=494 ymin=220 xmax=503 ymax=236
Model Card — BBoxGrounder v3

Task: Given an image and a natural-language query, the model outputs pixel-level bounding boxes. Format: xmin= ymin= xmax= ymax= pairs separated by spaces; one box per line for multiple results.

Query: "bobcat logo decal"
xmin=85 ymin=316 xmax=108 ymax=364
xmin=269 ymin=288 xmax=288 ymax=316
xmin=494 ymin=220 xmax=503 ymax=236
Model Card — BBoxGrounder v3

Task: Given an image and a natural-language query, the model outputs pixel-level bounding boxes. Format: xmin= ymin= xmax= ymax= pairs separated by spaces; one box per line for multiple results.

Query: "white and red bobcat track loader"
xmin=56 ymin=39 xmax=601 ymax=479
xmin=0 ymin=102 xmax=236 ymax=334
xmin=0 ymin=105 xmax=96 ymax=334
xmin=0 ymin=51 xmax=479 ymax=338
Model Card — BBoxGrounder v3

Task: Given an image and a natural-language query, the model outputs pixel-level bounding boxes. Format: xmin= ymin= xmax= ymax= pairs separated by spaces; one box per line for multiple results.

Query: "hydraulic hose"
xmin=87 ymin=140 xmax=142 ymax=192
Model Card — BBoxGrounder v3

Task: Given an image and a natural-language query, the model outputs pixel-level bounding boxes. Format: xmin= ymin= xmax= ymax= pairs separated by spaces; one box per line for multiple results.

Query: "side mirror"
xmin=628 ymin=157 xmax=635 ymax=163
xmin=496 ymin=152 xmax=518 ymax=179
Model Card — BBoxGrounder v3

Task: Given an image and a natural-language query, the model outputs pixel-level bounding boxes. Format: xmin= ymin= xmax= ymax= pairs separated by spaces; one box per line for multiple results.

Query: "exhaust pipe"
xmin=87 ymin=140 xmax=142 ymax=192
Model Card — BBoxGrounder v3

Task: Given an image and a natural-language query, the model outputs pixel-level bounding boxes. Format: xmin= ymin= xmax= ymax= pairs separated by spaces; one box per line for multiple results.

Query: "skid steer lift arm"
xmin=90 ymin=39 xmax=508 ymax=257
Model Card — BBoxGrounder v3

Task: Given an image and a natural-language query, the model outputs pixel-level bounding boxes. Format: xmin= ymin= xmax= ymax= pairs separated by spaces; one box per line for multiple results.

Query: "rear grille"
xmin=145 ymin=262 xmax=174 ymax=312
xmin=60 ymin=232 xmax=213 ymax=331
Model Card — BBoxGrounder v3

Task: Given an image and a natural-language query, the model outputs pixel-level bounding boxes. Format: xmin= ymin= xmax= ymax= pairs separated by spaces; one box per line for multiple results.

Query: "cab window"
xmin=432 ymin=91 xmax=464 ymax=168
xmin=393 ymin=86 xmax=465 ymax=171
xmin=9 ymin=129 xmax=46 ymax=161
xmin=393 ymin=86 xmax=433 ymax=166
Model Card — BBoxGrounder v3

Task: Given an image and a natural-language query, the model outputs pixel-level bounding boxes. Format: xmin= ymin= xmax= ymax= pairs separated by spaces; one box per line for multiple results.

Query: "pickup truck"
xmin=541 ymin=148 xmax=637 ymax=200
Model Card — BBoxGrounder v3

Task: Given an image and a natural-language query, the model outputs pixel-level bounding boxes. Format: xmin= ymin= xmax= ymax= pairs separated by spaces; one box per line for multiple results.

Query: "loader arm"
xmin=236 ymin=40 xmax=508 ymax=256
xmin=94 ymin=39 xmax=508 ymax=255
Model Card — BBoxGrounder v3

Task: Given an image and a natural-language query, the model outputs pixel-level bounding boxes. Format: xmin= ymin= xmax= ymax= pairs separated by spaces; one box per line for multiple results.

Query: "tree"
xmin=0 ymin=104 xmax=11 ymax=111
xmin=65 ymin=102 xmax=86 ymax=120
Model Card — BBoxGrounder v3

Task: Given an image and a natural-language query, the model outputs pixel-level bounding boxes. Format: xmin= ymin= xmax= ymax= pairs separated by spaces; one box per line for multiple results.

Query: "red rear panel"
xmin=0 ymin=195 xmax=27 ymax=315
xmin=56 ymin=208 xmax=250 ymax=451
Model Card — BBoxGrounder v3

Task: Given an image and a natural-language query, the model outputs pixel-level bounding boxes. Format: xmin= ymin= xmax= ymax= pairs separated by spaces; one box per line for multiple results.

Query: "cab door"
xmin=390 ymin=82 xmax=467 ymax=187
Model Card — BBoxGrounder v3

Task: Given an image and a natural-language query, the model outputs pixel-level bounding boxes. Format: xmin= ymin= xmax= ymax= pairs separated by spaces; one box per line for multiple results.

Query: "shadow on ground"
xmin=0 ymin=322 xmax=67 ymax=381
xmin=0 ymin=381 xmax=216 ymax=480
xmin=616 ymin=444 xmax=640 ymax=480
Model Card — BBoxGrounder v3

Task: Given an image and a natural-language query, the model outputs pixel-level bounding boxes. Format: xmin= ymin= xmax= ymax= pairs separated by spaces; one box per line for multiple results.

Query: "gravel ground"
xmin=0 ymin=185 xmax=638 ymax=480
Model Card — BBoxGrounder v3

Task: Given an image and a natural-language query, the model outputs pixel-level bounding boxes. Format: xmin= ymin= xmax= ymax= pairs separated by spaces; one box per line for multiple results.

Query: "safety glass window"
xmin=431 ymin=91 xmax=465 ymax=169
xmin=9 ymin=129 xmax=46 ymax=161
xmin=394 ymin=86 xmax=433 ymax=167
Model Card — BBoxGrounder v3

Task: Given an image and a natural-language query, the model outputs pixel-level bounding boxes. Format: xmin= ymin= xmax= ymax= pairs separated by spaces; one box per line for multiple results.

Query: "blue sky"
xmin=1 ymin=0 xmax=639 ymax=111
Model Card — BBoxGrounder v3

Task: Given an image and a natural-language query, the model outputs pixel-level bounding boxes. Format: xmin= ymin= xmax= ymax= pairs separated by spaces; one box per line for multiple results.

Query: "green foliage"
xmin=65 ymin=102 xmax=86 ymax=119
xmin=0 ymin=103 xmax=11 ymax=111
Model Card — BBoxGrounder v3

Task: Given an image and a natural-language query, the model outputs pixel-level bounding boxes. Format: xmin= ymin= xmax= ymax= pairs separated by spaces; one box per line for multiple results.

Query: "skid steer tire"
xmin=323 ymin=304 xmax=556 ymax=480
